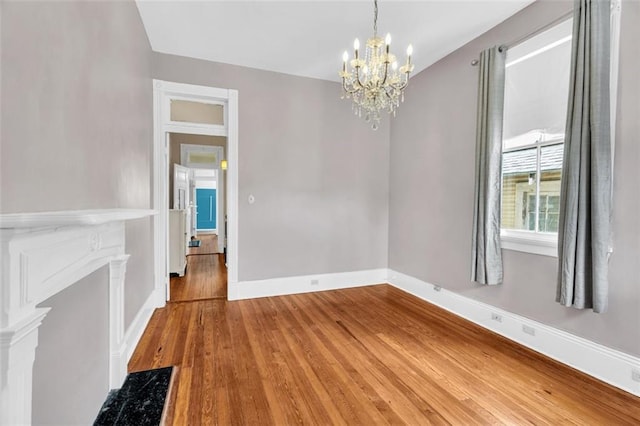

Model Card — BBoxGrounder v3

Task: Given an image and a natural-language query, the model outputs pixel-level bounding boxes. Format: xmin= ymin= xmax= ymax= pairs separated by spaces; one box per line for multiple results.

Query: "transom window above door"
xmin=170 ymin=99 xmax=225 ymax=126
xmin=181 ymin=144 xmax=224 ymax=170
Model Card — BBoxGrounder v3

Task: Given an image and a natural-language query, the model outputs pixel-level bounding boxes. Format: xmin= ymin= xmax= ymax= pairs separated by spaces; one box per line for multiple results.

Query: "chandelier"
xmin=339 ymin=0 xmax=414 ymax=130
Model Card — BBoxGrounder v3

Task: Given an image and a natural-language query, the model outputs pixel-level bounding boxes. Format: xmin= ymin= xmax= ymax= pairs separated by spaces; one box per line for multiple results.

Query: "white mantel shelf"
xmin=0 ymin=208 xmax=156 ymax=229
xmin=0 ymin=208 xmax=157 ymax=426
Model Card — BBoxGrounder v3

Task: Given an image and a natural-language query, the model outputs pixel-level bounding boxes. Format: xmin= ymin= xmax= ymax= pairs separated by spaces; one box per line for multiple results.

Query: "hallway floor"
xmin=170 ymin=235 xmax=227 ymax=302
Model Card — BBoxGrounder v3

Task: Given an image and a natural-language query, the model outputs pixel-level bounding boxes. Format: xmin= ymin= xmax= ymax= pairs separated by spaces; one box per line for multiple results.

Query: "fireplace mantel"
xmin=0 ymin=208 xmax=155 ymax=229
xmin=0 ymin=208 xmax=156 ymax=426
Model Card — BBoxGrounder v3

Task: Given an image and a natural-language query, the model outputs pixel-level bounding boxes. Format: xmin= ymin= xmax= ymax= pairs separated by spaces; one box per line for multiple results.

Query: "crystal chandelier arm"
xmin=381 ymin=62 xmax=390 ymax=86
xmin=389 ymin=71 xmax=410 ymax=91
xmin=393 ymin=79 xmax=408 ymax=91
xmin=354 ymin=67 xmax=366 ymax=90
xmin=342 ymin=78 xmax=361 ymax=94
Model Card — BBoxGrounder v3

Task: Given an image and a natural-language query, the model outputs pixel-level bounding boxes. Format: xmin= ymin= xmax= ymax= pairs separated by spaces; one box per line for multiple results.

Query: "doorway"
xmin=153 ymin=80 xmax=238 ymax=303
xmin=168 ymin=133 xmax=227 ymax=301
xmin=181 ymin=143 xmax=225 ymax=249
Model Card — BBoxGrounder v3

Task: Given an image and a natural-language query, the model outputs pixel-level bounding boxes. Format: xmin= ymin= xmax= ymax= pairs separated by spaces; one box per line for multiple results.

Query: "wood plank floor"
xmin=129 ymin=285 xmax=640 ymax=425
xmin=189 ymin=234 xmax=218 ymax=256
xmin=170 ymin=251 xmax=227 ymax=302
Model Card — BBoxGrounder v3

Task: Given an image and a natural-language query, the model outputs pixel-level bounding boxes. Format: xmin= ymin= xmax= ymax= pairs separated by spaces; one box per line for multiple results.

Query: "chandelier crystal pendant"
xmin=339 ymin=0 xmax=414 ymax=130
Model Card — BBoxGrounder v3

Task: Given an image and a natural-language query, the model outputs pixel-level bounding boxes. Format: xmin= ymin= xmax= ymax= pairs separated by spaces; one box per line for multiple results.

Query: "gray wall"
xmin=153 ymin=54 xmax=390 ymax=281
xmin=33 ymin=268 xmax=110 ymax=425
xmin=1 ymin=0 xmax=154 ymax=422
xmin=389 ymin=0 xmax=640 ymax=357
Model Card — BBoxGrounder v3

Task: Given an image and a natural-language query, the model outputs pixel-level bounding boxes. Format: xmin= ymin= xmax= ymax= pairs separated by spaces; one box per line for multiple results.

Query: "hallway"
xmin=170 ymin=235 xmax=227 ymax=302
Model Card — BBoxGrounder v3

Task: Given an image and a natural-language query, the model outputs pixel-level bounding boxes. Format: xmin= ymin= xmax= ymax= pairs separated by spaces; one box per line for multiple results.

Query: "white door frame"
xmin=153 ymin=80 xmax=238 ymax=301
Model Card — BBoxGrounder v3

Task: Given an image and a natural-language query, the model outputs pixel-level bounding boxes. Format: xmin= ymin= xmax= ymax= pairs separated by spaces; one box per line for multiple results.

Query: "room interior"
xmin=1 ymin=0 xmax=638 ymax=424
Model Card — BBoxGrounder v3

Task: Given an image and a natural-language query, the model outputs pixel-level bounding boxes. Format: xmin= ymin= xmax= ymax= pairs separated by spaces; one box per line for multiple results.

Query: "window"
xmin=170 ymin=99 xmax=225 ymax=126
xmin=501 ymin=0 xmax=622 ymax=256
xmin=500 ymin=1 xmax=621 ymax=257
xmin=500 ymin=18 xmax=572 ymax=256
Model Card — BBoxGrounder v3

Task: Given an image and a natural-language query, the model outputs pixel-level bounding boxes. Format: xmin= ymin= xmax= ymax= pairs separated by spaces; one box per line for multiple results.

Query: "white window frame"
xmin=500 ymin=2 xmax=621 ymax=258
xmin=502 ymin=138 xmax=564 ymax=257
xmin=514 ymin=180 xmax=562 ymax=231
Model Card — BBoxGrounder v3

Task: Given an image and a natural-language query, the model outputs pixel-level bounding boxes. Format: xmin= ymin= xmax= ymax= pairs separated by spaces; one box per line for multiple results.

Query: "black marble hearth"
xmin=94 ymin=366 xmax=173 ymax=425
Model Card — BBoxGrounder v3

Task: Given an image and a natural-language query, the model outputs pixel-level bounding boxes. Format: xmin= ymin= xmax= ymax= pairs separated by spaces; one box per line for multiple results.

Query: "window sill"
xmin=500 ymin=229 xmax=558 ymax=257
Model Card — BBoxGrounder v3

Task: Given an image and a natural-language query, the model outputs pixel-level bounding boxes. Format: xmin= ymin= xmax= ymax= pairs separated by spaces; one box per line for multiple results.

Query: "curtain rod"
xmin=471 ymin=9 xmax=573 ymax=66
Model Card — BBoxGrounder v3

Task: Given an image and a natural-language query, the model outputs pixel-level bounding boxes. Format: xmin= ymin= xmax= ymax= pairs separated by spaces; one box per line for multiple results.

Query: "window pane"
xmin=527 ymin=194 xmax=536 ymax=231
xmin=503 ymin=19 xmax=572 ymax=147
xmin=500 ymin=17 xmax=570 ymax=238
xmin=170 ymin=100 xmax=224 ymax=125
xmin=538 ymin=144 xmax=563 ymax=233
xmin=502 ymin=147 xmax=537 ymax=231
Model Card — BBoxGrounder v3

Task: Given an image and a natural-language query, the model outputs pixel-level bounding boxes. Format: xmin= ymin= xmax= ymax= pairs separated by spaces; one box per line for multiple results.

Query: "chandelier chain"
xmin=373 ymin=0 xmax=378 ymax=36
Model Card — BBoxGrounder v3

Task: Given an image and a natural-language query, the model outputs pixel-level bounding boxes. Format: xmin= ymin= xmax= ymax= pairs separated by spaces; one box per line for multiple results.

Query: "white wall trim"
xmin=228 ymin=269 xmax=388 ymax=301
xmin=226 ymin=90 xmax=239 ymax=285
xmin=387 ymin=269 xmax=640 ymax=397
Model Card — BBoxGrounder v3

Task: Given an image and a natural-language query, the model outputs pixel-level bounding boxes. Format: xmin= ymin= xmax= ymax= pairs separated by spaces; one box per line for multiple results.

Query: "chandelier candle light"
xmin=340 ymin=0 xmax=414 ymax=130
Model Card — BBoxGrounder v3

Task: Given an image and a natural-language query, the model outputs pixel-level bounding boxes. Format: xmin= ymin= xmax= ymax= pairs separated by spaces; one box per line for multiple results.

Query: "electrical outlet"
xmin=522 ymin=325 xmax=536 ymax=336
xmin=310 ymin=279 xmax=319 ymax=286
xmin=632 ymin=369 xmax=640 ymax=383
xmin=491 ymin=313 xmax=502 ymax=323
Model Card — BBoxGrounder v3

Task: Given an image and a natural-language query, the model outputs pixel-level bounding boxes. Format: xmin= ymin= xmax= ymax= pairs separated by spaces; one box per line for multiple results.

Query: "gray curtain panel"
xmin=471 ymin=46 xmax=506 ymax=285
xmin=557 ymin=0 xmax=611 ymax=313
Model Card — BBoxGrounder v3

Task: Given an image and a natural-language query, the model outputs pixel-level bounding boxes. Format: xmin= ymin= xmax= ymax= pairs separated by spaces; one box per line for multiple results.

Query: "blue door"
xmin=196 ymin=188 xmax=216 ymax=230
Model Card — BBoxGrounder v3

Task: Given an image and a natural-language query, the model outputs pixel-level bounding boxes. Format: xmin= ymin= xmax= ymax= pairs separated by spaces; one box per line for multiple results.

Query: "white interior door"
xmin=217 ymin=151 xmax=225 ymax=254
xmin=173 ymin=163 xmax=189 ymax=209
xmin=173 ymin=163 xmax=192 ymax=241
xmin=189 ymin=175 xmax=197 ymax=237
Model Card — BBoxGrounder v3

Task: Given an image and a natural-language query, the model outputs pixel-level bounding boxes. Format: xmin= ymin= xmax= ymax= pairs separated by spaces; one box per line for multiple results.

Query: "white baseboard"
xmin=123 ymin=288 xmax=165 ymax=365
xmin=387 ymin=269 xmax=640 ymax=397
xmin=227 ymin=268 xmax=388 ymax=301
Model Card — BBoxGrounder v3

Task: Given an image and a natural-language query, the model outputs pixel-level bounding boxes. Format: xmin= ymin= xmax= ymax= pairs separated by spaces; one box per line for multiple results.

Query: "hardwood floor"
xmin=189 ymin=234 xmax=218 ymax=256
xmin=129 ymin=285 xmax=640 ymax=425
xmin=171 ymin=235 xmax=227 ymax=302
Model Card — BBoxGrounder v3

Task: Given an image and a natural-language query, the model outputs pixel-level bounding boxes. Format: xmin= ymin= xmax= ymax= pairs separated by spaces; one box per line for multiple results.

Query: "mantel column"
xmin=0 ymin=309 xmax=49 ymax=426
xmin=109 ymin=254 xmax=130 ymax=388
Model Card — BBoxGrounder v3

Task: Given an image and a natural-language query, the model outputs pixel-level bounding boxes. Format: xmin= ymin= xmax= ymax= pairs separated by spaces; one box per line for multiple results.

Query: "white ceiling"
xmin=136 ymin=0 xmax=536 ymax=82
